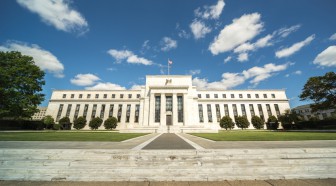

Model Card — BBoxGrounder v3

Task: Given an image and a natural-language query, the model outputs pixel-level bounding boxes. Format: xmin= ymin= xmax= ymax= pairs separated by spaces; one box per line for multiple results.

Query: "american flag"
xmin=168 ymin=59 xmax=173 ymax=65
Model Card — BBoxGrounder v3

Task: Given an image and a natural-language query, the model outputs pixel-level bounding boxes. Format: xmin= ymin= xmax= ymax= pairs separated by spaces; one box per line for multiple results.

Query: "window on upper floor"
xmin=120 ymin=94 xmax=124 ymax=99
xmin=104 ymin=94 xmax=107 ymax=98
xmin=112 ymin=94 xmax=115 ymax=98
xmin=255 ymin=94 xmax=259 ymax=98
xmin=239 ymin=94 xmax=243 ymax=98
xmin=137 ymin=94 xmax=140 ymax=98
xmin=128 ymin=94 xmax=132 ymax=99
xmin=198 ymin=94 xmax=201 ymax=98
xmin=247 ymin=94 xmax=251 ymax=98
xmin=206 ymin=94 xmax=210 ymax=98
xmin=87 ymin=94 xmax=91 ymax=98
xmin=62 ymin=94 xmax=66 ymax=98
xmin=271 ymin=94 xmax=275 ymax=98
xmin=95 ymin=94 xmax=99 ymax=99
xmin=79 ymin=94 xmax=83 ymax=99
xmin=231 ymin=94 xmax=235 ymax=98
xmin=214 ymin=94 xmax=218 ymax=98
xmin=222 ymin=94 xmax=226 ymax=98
xmin=263 ymin=94 xmax=267 ymax=98
xmin=71 ymin=94 xmax=74 ymax=98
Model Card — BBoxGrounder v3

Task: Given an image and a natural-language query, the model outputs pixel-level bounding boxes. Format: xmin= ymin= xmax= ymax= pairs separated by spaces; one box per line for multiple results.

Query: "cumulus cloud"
xmin=275 ymin=34 xmax=315 ymax=58
xmin=130 ymin=84 xmax=143 ymax=90
xmin=0 ymin=41 xmax=64 ymax=78
xmin=85 ymin=82 xmax=126 ymax=90
xmin=294 ymin=70 xmax=302 ymax=75
xmin=190 ymin=20 xmax=212 ymax=39
xmin=107 ymin=49 xmax=153 ymax=65
xmin=194 ymin=0 xmax=225 ymax=20
xmin=188 ymin=69 xmax=201 ymax=76
xmin=70 ymin=74 xmax=100 ymax=86
xmin=209 ymin=13 xmax=264 ymax=55
xmin=17 ymin=0 xmax=88 ymax=34
xmin=277 ymin=24 xmax=301 ymax=38
xmin=224 ymin=56 xmax=231 ymax=63
xmin=161 ymin=37 xmax=177 ymax=51
xmin=329 ymin=33 xmax=336 ymax=41
xmin=192 ymin=63 xmax=289 ymax=90
xmin=313 ymin=46 xmax=336 ymax=67
xmin=237 ymin=53 xmax=248 ymax=62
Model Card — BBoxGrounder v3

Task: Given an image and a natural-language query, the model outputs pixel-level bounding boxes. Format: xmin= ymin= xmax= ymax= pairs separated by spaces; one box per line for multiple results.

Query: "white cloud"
xmin=277 ymin=24 xmax=301 ymax=38
xmin=224 ymin=56 xmax=231 ymax=63
xmin=329 ymin=33 xmax=336 ymax=41
xmin=294 ymin=70 xmax=302 ymax=75
xmin=107 ymin=49 xmax=153 ymax=65
xmin=161 ymin=37 xmax=177 ymax=52
xmin=275 ymin=34 xmax=315 ymax=58
xmin=176 ymin=23 xmax=190 ymax=39
xmin=0 ymin=41 xmax=64 ymax=78
xmin=237 ymin=53 xmax=248 ymax=62
xmin=190 ymin=20 xmax=212 ymax=39
xmin=17 ymin=0 xmax=88 ymax=34
xmin=192 ymin=63 xmax=289 ymax=89
xmin=130 ymin=84 xmax=143 ymax=90
xmin=313 ymin=46 xmax=336 ymax=67
xmin=188 ymin=69 xmax=201 ymax=76
xmin=209 ymin=13 xmax=264 ymax=55
xmin=195 ymin=0 xmax=225 ymax=20
xmin=85 ymin=82 xmax=126 ymax=90
xmin=70 ymin=74 xmax=100 ymax=86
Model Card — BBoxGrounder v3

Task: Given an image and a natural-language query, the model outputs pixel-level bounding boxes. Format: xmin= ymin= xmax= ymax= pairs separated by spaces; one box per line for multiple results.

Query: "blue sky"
xmin=1 ymin=0 xmax=335 ymax=108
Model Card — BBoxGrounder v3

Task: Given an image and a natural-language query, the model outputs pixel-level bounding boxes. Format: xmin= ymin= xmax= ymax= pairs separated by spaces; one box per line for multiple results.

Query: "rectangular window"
xmin=272 ymin=94 xmax=275 ymax=98
xmin=214 ymin=94 xmax=218 ymax=98
xmin=100 ymin=104 xmax=106 ymax=119
xmin=137 ymin=94 xmax=140 ymax=98
xmin=207 ymin=104 xmax=212 ymax=122
xmin=103 ymin=94 xmax=107 ymax=98
xmin=128 ymin=94 xmax=132 ymax=99
xmin=247 ymin=94 xmax=251 ymax=98
xmin=71 ymin=94 xmax=74 ymax=98
xmin=198 ymin=104 xmax=204 ymax=123
xmin=65 ymin=104 xmax=72 ymax=118
xmin=222 ymin=94 xmax=226 ymax=98
xmin=249 ymin=104 xmax=255 ymax=117
xmin=264 ymin=94 xmax=267 ymax=98
xmin=95 ymin=94 xmax=99 ymax=99
xmin=241 ymin=104 xmax=246 ymax=116
xmin=83 ymin=104 xmax=89 ymax=118
xmin=112 ymin=94 xmax=115 ymax=98
xmin=198 ymin=94 xmax=201 ymax=98
xmin=177 ymin=96 xmax=183 ymax=122
xmin=91 ymin=104 xmax=97 ymax=118
xmin=74 ymin=104 xmax=80 ymax=119
xmin=87 ymin=94 xmax=91 ymax=99
xmin=135 ymin=104 xmax=140 ymax=123
xmin=215 ymin=104 xmax=221 ymax=122
xmin=108 ymin=104 xmax=114 ymax=117
xmin=232 ymin=104 xmax=238 ymax=118
xmin=266 ymin=104 xmax=272 ymax=117
xmin=120 ymin=94 xmax=124 ymax=99
xmin=239 ymin=94 xmax=243 ymax=98
xmin=257 ymin=104 xmax=264 ymax=121
xmin=62 ymin=94 xmax=66 ymax=98
xmin=155 ymin=96 xmax=161 ymax=122
xmin=166 ymin=96 xmax=172 ymax=112
xmin=224 ymin=104 xmax=229 ymax=116
xmin=274 ymin=104 xmax=280 ymax=116
xmin=126 ymin=104 xmax=131 ymax=123
xmin=231 ymin=94 xmax=235 ymax=98
xmin=255 ymin=94 xmax=259 ymax=98
xmin=79 ymin=94 xmax=83 ymax=99
xmin=117 ymin=104 xmax=122 ymax=122
xmin=206 ymin=94 xmax=210 ymax=98
xmin=56 ymin=104 xmax=64 ymax=122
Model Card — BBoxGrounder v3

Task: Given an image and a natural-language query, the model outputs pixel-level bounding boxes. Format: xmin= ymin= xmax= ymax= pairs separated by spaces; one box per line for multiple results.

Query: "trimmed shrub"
xmin=104 ymin=117 xmax=118 ymax=130
xmin=251 ymin=116 xmax=264 ymax=129
xmin=58 ymin=116 xmax=71 ymax=130
xmin=89 ymin=117 xmax=103 ymax=130
xmin=219 ymin=116 xmax=234 ymax=130
xmin=73 ymin=116 xmax=87 ymax=130
xmin=266 ymin=116 xmax=279 ymax=130
xmin=43 ymin=115 xmax=55 ymax=129
xmin=0 ymin=120 xmax=44 ymax=130
xmin=235 ymin=116 xmax=250 ymax=130
xmin=53 ymin=124 xmax=60 ymax=130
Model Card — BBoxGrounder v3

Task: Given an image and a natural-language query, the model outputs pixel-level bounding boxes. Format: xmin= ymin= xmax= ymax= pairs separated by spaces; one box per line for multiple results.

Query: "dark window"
xmin=56 ymin=104 xmax=64 ymax=122
xmin=95 ymin=94 xmax=99 ymax=99
xmin=71 ymin=94 xmax=74 ymax=98
xmin=232 ymin=104 xmax=238 ymax=119
xmin=120 ymin=94 xmax=124 ymax=99
xmin=255 ymin=94 xmax=259 ymax=98
xmin=108 ymin=104 xmax=114 ymax=117
xmin=198 ymin=94 xmax=201 ymax=98
xmin=103 ymin=94 xmax=107 ymax=98
xmin=74 ymin=104 xmax=80 ymax=119
xmin=135 ymin=104 xmax=140 ymax=123
xmin=178 ymin=96 xmax=183 ymax=122
xmin=112 ymin=94 xmax=115 ymax=98
xmin=100 ymin=104 xmax=106 ymax=118
xmin=231 ymin=94 xmax=235 ymax=98
xmin=258 ymin=104 xmax=264 ymax=121
xmin=206 ymin=94 xmax=210 ymax=98
xmin=247 ymin=94 xmax=251 ymax=98
xmin=128 ymin=94 xmax=132 ymax=99
xmin=155 ymin=96 xmax=161 ymax=122
xmin=272 ymin=94 xmax=275 ymax=98
xmin=66 ymin=104 xmax=72 ymax=117
xmin=87 ymin=94 xmax=91 ymax=99
xmin=263 ymin=94 xmax=267 ymax=98
xmin=83 ymin=104 xmax=89 ymax=118
xmin=224 ymin=104 xmax=229 ymax=116
xmin=239 ymin=94 xmax=243 ymax=98
xmin=249 ymin=104 xmax=255 ymax=117
xmin=117 ymin=104 xmax=122 ymax=122
xmin=137 ymin=94 xmax=140 ymax=98
xmin=241 ymin=104 xmax=246 ymax=116
xmin=198 ymin=104 xmax=204 ymax=123
xmin=166 ymin=96 xmax=172 ymax=112
xmin=207 ymin=104 xmax=212 ymax=122
xmin=91 ymin=104 xmax=97 ymax=118
xmin=215 ymin=104 xmax=221 ymax=122
xmin=126 ymin=104 xmax=131 ymax=122
xmin=266 ymin=104 xmax=272 ymax=117
xmin=79 ymin=94 xmax=83 ymax=98
xmin=274 ymin=104 xmax=280 ymax=116
xmin=62 ymin=94 xmax=66 ymax=98
xmin=214 ymin=94 xmax=218 ymax=98
xmin=222 ymin=94 xmax=226 ymax=98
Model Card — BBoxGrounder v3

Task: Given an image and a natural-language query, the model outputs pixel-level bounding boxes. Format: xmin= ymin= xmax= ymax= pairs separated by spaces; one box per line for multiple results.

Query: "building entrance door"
xmin=166 ymin=115 xmax=172 ymax=126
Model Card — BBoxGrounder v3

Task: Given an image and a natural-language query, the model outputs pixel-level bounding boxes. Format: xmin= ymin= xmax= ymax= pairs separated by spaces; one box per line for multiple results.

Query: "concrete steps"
xmin=1 ymin=148 xmax=336 ymax=181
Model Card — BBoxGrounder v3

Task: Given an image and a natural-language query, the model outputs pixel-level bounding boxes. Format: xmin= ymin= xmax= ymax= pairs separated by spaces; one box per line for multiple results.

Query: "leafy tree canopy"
xmin=0 ymin=51 xmax=45 ymax=119
xmin=251 ymin=116 xmax=264 ymax=129
xmin=235 ymin=116 xmax=250 ymax=130
xmin=219 ymin=115 xmax=235 ymax=130
xmin=300 ymin=72 xmax=336 ymax=112
xmin=73 ymin=116 xmax=87 ymax=130
xmin=104 ymin=117 xmax=118 ymax=130
xmin=89 ymin=117 xmax=103 ymax=130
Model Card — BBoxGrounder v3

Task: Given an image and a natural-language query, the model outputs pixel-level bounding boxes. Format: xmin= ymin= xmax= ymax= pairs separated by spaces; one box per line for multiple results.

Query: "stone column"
xmin=173 ymin=93 xmax=178 ymax=125
xmin=148 ymin=93 xmax=155 ymax=126
xmin=183 ymin=93 xmax=188 ymax=126
xmin=139 ymin=98 xmax=145 ymax=126
xmin=160 ymin=93 xmax=166 ymax=126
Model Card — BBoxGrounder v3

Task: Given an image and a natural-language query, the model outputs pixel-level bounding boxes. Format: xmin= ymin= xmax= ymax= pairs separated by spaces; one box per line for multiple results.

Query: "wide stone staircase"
xmin=0 ymin=148 xmax=336 ymax=181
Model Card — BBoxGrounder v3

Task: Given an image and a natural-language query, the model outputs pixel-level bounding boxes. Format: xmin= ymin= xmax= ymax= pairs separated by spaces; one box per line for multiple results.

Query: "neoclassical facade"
xmin=46 ymin=75 xmax=290 ymax=133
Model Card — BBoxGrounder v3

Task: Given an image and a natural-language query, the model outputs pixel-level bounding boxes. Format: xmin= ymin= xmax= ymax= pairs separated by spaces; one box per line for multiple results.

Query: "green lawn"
xmin=0 ymin=131 xmax=148 ymax=142
xmin=191 ymin=131 xmax=336 ymax=141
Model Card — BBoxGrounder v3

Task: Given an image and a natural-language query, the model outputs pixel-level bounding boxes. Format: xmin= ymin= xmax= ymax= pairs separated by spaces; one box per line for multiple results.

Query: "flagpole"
xmin=168 ymin=59 xmax=170 ymax=75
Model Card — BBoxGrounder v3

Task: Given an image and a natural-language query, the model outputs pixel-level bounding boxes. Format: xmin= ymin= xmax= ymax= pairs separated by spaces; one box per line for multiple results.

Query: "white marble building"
xmin=45 ymin=75 xmax=290 ymax=132
xmin=292 ymin=104 xmax=335 ymax=121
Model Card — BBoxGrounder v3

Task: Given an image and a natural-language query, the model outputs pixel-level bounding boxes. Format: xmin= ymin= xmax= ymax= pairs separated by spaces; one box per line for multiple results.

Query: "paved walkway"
xmin=142 ymin=133 xmax=194 ymax=149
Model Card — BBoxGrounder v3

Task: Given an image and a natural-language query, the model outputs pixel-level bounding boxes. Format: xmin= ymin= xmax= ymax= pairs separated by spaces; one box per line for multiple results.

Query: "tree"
xmin=104 ymin=117 xmax=118 ymax=130
xmin=43 ymin=115 xmax=55 ymax=129
xmin=59 ymin=116 xmax=71 ymax=130
xmin=219 ymin=116 xmax=235 ymax=130
xmin=235 ymin=116 xmax=250 ymax=130
xmin=266 ymin=115 xmax=279 ymax=130
xmin=300 ymin=72 xmax=336 ymax=112
xmin=278 ymin=109 xmax=301 ymax=125
xmin=251 ymin=116 xmax=264 ymax=129
xmin=89 ymin=117 xmax=103 ymax=130
xmin=73 ymin=116 xmax=87 ymax=130
xmin=0 ymin=51 xmax=45 ymax=119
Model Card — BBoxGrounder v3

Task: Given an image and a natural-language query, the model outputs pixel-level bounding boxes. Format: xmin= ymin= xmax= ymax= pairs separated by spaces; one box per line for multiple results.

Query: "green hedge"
xmin=0 ymin=120 xmax=45 ymax=130
xmin=282 ymin=119 xmax=336 ymax=130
